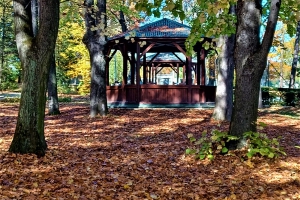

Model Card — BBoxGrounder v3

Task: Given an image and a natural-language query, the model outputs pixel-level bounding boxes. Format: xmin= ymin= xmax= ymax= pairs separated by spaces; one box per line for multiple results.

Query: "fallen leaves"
xmin=0 ymin=103 xmax=300 ymax=199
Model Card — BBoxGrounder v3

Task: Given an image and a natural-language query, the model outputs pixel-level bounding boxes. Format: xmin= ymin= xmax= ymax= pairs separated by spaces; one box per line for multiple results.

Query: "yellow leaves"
xmin=32 ymin=182 xmax=38 ymax=188
xmin=68 ymin=178 xmax=74 ymax=184
xmin=198 ymin=13 xmax=206 ymax=23
xmin=245 ymin=159 xmax=254 ymax=168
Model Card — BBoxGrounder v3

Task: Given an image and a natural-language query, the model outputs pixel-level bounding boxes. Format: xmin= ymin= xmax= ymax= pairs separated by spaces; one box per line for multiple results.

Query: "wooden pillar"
xmin=149 ymin=63 xmax=152 ymax=83
xmin=136 ymin=42 xmax=141 ymax=103
xmin=151 ymin=63 xmax=154 ymax=83
xmin=186 ymin=56 xmax=192 ymax=85
xmin=130 ymin=51 xmax=135 ymax=84
xmin=106 ymin=56 xmax=110 ymax=86
xmin=122 ymin=43 xmax=128 ymax=102
xmin=122 ymin=44 xmax=128 ymax=85
xmin=183 ymin=65 xmax=186 ymax=84
xmin=196 ymin=50 xmax=201 ymax=85
xmin=143 ymin=55 xmax=147 ymax=84
xmin=186 ymin=56 xmax=192 ymax=103
xmin=200 ymin=49 xmax=206 ymax=85
xmin=176 ymin=63 xmax=179 ymax=84
xmin=154 ymin=66 xmax=157 ymax=84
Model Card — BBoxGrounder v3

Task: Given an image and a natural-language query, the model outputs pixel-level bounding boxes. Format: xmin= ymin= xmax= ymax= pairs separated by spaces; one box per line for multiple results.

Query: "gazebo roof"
xmin=109 ymin=18 xmax=191 ymax=40
xmin=136 ymin=18 xmax=190 ymax=38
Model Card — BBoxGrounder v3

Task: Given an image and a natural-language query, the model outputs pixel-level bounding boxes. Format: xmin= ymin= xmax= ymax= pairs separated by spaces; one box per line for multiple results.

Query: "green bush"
xmin=58 ymin=96 xmax=72 ymax=102
xmin=186 ymin=130 xmax=239 ymax=160
xmin=186 ymin=128 xmax=286 ymax=160
xmin=0 ymin=97 xmax=20 ymax=103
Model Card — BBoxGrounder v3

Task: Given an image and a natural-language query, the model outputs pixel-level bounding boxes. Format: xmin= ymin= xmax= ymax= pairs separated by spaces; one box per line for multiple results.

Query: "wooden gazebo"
xmin=105 ymin=18 xmax=216 ymax=106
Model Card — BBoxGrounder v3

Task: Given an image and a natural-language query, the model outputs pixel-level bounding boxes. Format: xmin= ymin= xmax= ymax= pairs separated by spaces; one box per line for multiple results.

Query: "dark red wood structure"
xmin=105 ymin=18 xmax=216 ymax=106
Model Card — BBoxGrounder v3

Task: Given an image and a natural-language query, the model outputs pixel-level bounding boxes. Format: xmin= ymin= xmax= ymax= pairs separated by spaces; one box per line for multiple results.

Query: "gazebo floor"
xmin=108 ymin=102 xmax=215 ymax=109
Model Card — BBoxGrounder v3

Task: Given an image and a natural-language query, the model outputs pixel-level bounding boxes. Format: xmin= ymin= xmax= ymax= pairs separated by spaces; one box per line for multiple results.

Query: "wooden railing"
xmin=106 ymin=85 xmax=216 ymax=104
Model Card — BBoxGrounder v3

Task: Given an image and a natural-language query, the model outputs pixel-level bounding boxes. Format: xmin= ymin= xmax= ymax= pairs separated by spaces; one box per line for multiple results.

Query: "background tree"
xmin=268 ymin=24 xmax=295 ymax=87
xmin=0 ymin=0 xmax=19 ymax=91
xmin=56 ymin=2 xmax=91 ymax=94
xmin=9 ymin=0 xmax=59 ymax=156
xmin=213 ymin=5 xmax=235 ymax=121
xmin=289 ymin=21 xmax=300 ymax=88
xmin=83 ymin=0 xmax=108 ymax=117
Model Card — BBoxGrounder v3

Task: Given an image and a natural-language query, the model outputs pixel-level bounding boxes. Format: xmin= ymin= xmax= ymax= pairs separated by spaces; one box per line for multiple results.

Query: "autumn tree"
xmin=268 ymin=24 xmax=295 ymax=87
xmin=0 ymin=0 xmax=18 ymax=91
xmin=212 ymin=5 xmax=235 ymax=121
xmin=83 ymin=0 xmax=108 ymax=117
xmin=289 ymin=21 xmax=300 ymax=88
xmin=9 ymin=0 xmax=59 ymax=156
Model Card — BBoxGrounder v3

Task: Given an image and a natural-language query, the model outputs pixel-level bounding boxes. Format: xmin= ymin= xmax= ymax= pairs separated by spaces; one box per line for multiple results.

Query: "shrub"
xmin=186 ymin=128 xmax=286 ymax=160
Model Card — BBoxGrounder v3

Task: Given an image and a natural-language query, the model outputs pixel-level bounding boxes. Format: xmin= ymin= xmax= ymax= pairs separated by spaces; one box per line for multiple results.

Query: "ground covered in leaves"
xmin=0 ymin=102 xmax=300 ymax=199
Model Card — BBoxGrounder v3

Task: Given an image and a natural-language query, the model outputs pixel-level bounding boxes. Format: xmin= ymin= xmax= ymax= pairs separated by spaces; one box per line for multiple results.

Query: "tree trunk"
xmin=48 ymin=54 xmax=60 ymax=115
xmin=83 ymin=0 xmax=108 ymax=117
xmin=0 ymin=4 xmax=7 ymax=91
xmin=213 ymin=34 xmax=235 ymax=121
xmin=229 ymin=0 xmax=280 ymax=149
xmin=289 ymin=21 xmax=300 ymax=88
xmin=119 ymin=10 xmax=127 ymax=32
xmin=9 ymin=0 xmax=59 ymax=157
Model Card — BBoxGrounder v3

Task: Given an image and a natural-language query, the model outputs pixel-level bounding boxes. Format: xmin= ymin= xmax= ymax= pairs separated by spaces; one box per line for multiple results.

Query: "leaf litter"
xmin=0 ymin=103 xmax=300 ymax=199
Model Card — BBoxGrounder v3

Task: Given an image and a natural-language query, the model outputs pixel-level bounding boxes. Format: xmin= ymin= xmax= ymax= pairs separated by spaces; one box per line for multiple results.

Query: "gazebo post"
xmin=136 ymin=41 xmax=141 ymax=103
xmin=183 ymin=65 xmax=186 ymax=84
xmin=106 ymin=56 xmax=110 ymax=86
xmin=176 ymin=63 xmax=179 ymax=84
xmin=200 ymin=48 xmax=206 ymax=85
xmin=122 ymin=43 xmax=128 ymax=102
xmin=143 ymin=55 xmax=147 ymax=84
xmin=150 ymin=63 xmax=153 ymax=83
xmin=130 ymin=51 xmax=135 ymax=84
xmin=196 ymin=50 xmax=201 ymax=85
xmin=186 ymin=56 xmax=192 ymax=103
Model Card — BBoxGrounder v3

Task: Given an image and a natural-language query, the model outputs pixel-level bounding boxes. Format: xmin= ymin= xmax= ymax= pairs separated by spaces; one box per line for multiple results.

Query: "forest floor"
xmin=0 ymin=102 xmax=300 ymax=200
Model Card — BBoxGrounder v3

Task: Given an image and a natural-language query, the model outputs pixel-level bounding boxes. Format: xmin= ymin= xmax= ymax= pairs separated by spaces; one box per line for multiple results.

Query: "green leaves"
xmin=186 ymin=128 xmax=286 ymax=161
xmin=186 ymin=130 xmax=237 ymax=160
xmin=243 ymin=131 xmax=286 ymax=159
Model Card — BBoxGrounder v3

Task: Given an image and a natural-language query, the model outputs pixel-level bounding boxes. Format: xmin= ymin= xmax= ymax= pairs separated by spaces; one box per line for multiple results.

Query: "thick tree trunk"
xmin=9 ymin=0 xmax=59 ymax=156
xmin=229 ymin=0 xmax=280 ymax=149
xmin=213 ymin=34 xmax=235 ymax=121
xmin=213 ymin=5 xmax=235 ymax=121
xmin=289 ymin=21 xmax=300 ymax=88
xmin=48 ymin=54 xmax=60 ymax=115
xmin=83 ymin=0 xmax=108 ymax=117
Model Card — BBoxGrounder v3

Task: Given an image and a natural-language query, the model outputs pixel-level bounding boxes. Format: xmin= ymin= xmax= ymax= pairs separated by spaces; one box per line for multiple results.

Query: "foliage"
xmin=243 ymin=131 xmax=286 ymax=159
xmin=186 ymin=130 xmax=239 ymax=160
xmin=268 ymin=24 xmax=296 ymax=86
xmin=0 ymin=65 xmax=19 ymax=91
xmin=262 ymin=87 xmax=300 ymax=106
xmin=0 ymin=97 xmax=20 ymax=103
xmin=56 ymin=2 xmax=90 ymax=95
xmin=186 ymin=127 xmax=286 ymax=160
xmin=0 ymin=0 xmax=19 ymax=90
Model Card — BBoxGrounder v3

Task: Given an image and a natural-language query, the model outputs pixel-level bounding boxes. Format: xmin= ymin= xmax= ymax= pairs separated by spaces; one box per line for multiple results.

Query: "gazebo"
xmin=105 ymin=18 xmax=216 ymax=106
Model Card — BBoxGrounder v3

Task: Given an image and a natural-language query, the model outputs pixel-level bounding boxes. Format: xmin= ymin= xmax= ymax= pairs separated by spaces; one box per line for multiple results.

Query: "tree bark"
xmin=289 ymin=21 xmax=300 ymax=88
xmin=213 ymin=35 xmax=235 ymax=121
xmin=9 ymin=0 xmax=59 ymax=157
xmin=83 ymin=0 xmax=108 ymax=117
xmin=0 ymin=3 xmax=7 ymax=91
xmin=119 ymin=10 xmax=127 ymax=32
xmin=212 ymin=5 xmax=235 ymax=121
xmin=229 ymin=0 xmax=280 ymax=149
xmin=48 ymin=54 xmax=60 ymax=115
